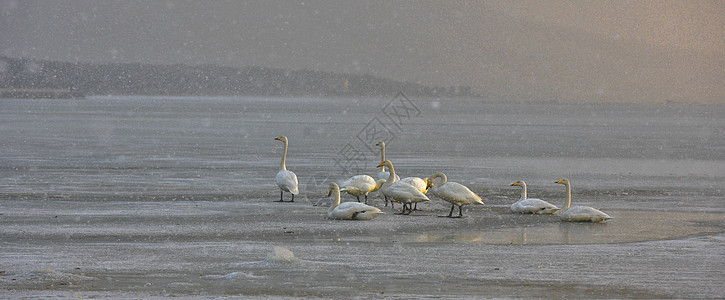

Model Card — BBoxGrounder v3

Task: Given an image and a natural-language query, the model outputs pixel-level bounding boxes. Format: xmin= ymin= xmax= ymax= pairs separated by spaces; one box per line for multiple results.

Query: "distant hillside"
xmin=0 ymin=57 xmax=475 ymax=98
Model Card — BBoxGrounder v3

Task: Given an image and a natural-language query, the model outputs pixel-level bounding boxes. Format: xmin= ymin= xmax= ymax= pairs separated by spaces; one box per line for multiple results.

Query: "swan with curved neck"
xmin=327 ymin=183 xmax=384 ymax=220
xmin=274 ymin=136 xmax=299 ymax=202
xmin=510 ymin=181 xmax=559 ymax=214
xmin=339 ymin=174 xmax=379 ymax=204
xmin=555 ymin=178 xmax=611 ymax=222
xmin=427 ymin=172 xmax=484 ymax=218
xmin=377 ymin=160 xmax=429 ymax=215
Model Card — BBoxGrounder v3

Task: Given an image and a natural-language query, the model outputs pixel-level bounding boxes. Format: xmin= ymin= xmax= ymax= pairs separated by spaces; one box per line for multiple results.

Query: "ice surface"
xmin=1 ymin=96 xmax=723 ymax=298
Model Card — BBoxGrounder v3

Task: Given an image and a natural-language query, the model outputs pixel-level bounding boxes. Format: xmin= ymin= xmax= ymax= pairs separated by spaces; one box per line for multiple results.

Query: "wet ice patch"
xmin=265 ymin=246 xmax=300 ymax=263
xmin=203 ymin=271 xmax=265 ymax=280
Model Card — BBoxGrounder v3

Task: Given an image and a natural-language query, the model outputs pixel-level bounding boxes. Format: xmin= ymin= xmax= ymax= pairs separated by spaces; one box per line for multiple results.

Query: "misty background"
xmin=1 ymin=0 xmax=722 ymax=104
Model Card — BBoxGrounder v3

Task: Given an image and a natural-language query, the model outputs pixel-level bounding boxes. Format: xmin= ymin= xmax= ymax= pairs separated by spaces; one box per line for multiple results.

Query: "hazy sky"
xmin=1 ymin=1 xmax=723 ymax=103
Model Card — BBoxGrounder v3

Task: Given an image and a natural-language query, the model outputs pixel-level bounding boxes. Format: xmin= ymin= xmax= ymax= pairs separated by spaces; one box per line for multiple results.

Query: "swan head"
xmin=377 ymin=160 xmax=392 ymax=169
xmin=376 ymin=141 xmax=385 ymax=147
xmin=328 ymin=182 xmax=339 ymax=196
xmin=555 ymin=178 xmax=569 ymax=185
xmin=510 ymin=181 xmax=521 ymax=187
xmin=275 ymin=136 xmax=287 ymax=142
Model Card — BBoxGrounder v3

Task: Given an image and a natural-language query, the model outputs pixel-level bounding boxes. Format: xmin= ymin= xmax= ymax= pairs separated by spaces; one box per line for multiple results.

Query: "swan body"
xmin=328 ymin=183 xmax=384 ymax=220
xmin=427 ymin=172 xmax=484 ymax=218
xmin=400 ymin=177 xmax=428 ymax=194
xmin=555 ymin=179 xmax=611 ymax=223
xmin=378 ymin=160 xmax=429 ymax=215
xmin=339 ymin=175 xmax=378 ymax=203
xmin=274 ymin=136 xmax=299 ymax=202
xmin=400 ymin=176 xmax=428 ymax=211
xmin=510 ymin=181 xmax=559 ymax=214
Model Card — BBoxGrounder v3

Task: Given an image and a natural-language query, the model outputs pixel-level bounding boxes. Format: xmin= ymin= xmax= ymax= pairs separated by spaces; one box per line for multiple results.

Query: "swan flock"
xmin=272 ymin=136 xmax=612 ymax=222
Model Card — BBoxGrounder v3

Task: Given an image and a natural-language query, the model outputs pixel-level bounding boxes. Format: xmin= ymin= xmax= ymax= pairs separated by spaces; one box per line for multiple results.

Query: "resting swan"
xmin=510 ymin=181 xmax=559 ymax=214
xmin=376 ymin=141 xmax=399 ymax=207
xmin=327 ymin=183 xmax=385 ymax=220
xmin=555 ymin=178 xmax=612 ymax=223
xmin=339 ymin=175 xmax=381 ymax=204
xmin=426 ymin=172 xmax=484 ymax=218
xmin=274 ymin=136 xmax=299 ymax=202
xmin=378 ymin=160 xmax=429 ymax=215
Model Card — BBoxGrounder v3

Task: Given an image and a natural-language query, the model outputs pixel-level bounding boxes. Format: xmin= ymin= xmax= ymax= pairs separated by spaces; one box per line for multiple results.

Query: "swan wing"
xmin=560 ymin=206 xmax=611 ymax=222
xmin=276 ymin=169 xmax=299 ymax=195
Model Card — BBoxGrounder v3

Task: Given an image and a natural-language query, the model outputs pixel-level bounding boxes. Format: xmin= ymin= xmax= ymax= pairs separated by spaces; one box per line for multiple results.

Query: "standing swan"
xmin=426 ymin=172 xmax=484 ymax=218
xmin=510 ymin=181 xmax=559 ymax=214
xmin=378 ymin=160 xmax=429 ymax=215
xmin=555 ymin=179 xmax=611 ymax=222
xmin=376 ymin=141 xmax=399 ymax=207
xmin=339 ymin=175 xmax=379 ymax=204
xmin=327 ymin=183 xmax=385 ymax=220
xmin=400 ymin=177 xmax=428 ymax=210
xmin=274 ymin=136 xmax=299 ymax=202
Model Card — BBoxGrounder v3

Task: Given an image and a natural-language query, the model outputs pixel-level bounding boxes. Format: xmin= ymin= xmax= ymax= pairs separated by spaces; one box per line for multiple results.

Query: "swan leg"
xmin=356 ymin=196 xmax=360 ymax=203
xmin=276 ymin=191 xmax=284 ymax=202
xmin=364 ymin=194 xmax=369 ymax=205
xmin=412 ymin=203 xmax=418 ymax=211
xmin=290 ymin=193 xmax=294 ymax=202
xmin=457 ymin=206 xmax=463 ymax=218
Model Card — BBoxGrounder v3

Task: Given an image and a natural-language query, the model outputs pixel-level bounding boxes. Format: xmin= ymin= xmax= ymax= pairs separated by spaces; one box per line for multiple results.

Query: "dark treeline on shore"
xmin=0 ymin=56 xmax=475 ymax=98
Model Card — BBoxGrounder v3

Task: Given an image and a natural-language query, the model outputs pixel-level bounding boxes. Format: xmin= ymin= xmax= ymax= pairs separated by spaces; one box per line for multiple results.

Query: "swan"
xmin=378 ymin=160 xmax=429 ymax=215
xmin=400 ymin=176 xmax=428 ymax=210
xmin=327 ymin=183 xmax=385 ymax=220
xmin=339 ymin=174 xmax=379 ymax=204
xmin=426 ymin=172 xmax=484 ymax=218
xmin=274 ymin=136 xmax=299 ymax=202
xmin=510 ymin=181 xmax=559 ymax=214
xmin=375 ymin=141 xmax=399 ymax=207
xmin=555 ymin=178 xmax=612 ymax=223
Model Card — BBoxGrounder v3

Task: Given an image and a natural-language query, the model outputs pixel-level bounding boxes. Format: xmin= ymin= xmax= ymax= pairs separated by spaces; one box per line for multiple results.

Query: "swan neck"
xmin=520 ymin=182 xmax=527 ymax=200
xmin=386 ymin=162 xmax=397 ymax=184
xmin=329 ymin=186 xmax=341 ymax=213
xmin=379 ymin=144 xmax=386 ymax=172
xmin=279 ymin=139 xmax=288 ymax=171
xmin=437 ymin=172 xmax=447 ymax=187
xmin=564 ymin=181 xmax=571 ymax=210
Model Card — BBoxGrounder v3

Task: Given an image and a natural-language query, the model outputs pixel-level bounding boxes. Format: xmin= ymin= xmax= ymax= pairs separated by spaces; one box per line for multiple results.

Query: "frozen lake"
xmin=1 ymin=95 xmax=724 ymax=298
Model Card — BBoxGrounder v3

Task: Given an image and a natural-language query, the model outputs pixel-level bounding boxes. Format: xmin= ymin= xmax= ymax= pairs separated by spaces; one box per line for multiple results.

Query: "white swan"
xmin=555 ymin=178 xmax=612 ymax=223
xmin=375 ymin=141 xmax=399 ymax=207
xmin=378 ymin=160 xmax=429 ymax=215
xmin=426 ymin=172 xmax=484 ymax=218
xmin=327 ymin=183 xmax=385 ymax=220
xmin=400 ymin=176 xmax=428 ymax=210
xmin=339 ymin=174 xmax=379 ymax=204
xmin=274 ymin=136 xmax=299 ymax=202
xmin=510 ymin=181 xmax=559 ymax=214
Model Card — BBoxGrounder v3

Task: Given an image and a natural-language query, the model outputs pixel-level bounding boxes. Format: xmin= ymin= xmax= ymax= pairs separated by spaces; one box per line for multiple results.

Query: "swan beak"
xmin=376 ymin=142 xmax=381 ymax=146
xmin=555 ymin=179 xmax=563 ymax=184
xmin=510 ymin=182 xmax=518 ymax=186
xmin=377 ymin=162 xmax=385 ymax=168
xmin=274 ymin=137 xmax=282 ymax=140
xmin=327 ymin=188 xmax=332 ymax=197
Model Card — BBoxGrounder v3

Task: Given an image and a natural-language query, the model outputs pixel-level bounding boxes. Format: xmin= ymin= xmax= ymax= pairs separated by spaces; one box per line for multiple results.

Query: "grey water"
xmin=2 ymin=96 xmax=722 ymax=197
xmin=1 ymin=95 xmax=724 ymax=298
